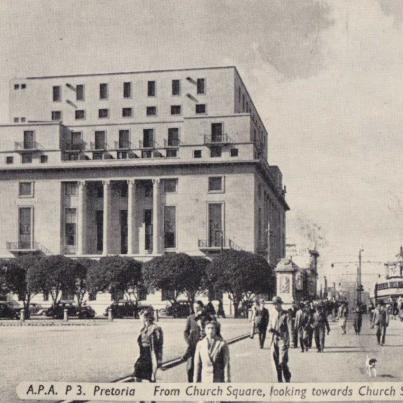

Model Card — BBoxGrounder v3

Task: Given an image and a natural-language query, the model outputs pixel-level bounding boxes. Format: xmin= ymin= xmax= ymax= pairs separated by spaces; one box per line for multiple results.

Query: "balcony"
xmin=198 ymin=238 xmax=242 ymax=253
xmin=203 ymin=133 xmax=231 ymax=146
xmin=138 ymin=140 xmax=155 ymax=149
xmin=90 ymin=142 xmax=107 ymax=151
xmin=163 ymin=139 xmax=180 ymax=148
xmin=14 ymin=141 xmax=41 ymax=153
xmin=64 ymin=142 xmax=84 ymax=152
xmin=6 ymin=241 xmax=50 ymax=255
xmin=114 ymin=141 xmax=132 ymax=150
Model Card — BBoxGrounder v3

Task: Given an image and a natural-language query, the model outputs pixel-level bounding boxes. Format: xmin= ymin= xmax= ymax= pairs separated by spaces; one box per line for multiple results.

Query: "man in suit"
xmin=183 ymin=300 xmax=206 ymax=382
xmin=312 ymin=303 xmax=330 ymax=352
xmin=251 ymin=299 xmax=270 ymax=348
xmin=269 ymin=296 xmax=291 ymax=383
xmin=294 ymin=302 xmax=307 ymax=352
xmin=372 ymin=301 xmax=389 ymax=345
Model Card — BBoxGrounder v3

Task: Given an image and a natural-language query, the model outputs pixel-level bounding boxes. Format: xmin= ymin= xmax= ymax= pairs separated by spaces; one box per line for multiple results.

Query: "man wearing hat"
xmin=268 ymin=296 xmax=291 ymax=382
xmin=312 ymin=303 xmax=330 ymax=352
xmin=371 ymin=301 xmax=389 ymax=345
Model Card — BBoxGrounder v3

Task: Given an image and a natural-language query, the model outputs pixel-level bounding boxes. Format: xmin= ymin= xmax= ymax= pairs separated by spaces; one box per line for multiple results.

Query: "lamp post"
xmin=357 ymin=248 xmax=364 ymax=305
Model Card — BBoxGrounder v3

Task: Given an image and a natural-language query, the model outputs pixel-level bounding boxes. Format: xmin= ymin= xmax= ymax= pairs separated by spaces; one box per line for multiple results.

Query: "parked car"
xmin=163 ymin=301 xmax=192 ymax=318
xmin=45 ymin=300 xmax=95 ymax=319
xmin=103 ymin=301 xmax=153 ymax=319
xmin=0 ymin=301 xmax=20 ymax=319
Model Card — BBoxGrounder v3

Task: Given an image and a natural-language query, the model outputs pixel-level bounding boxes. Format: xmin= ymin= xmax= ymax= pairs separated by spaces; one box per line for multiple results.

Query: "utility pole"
xmin=357 ymin=248 xmax=364 ymax=305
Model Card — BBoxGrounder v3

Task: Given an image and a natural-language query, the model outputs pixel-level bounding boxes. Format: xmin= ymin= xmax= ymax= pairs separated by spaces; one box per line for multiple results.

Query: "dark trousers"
xmin=307 ymin=328 xmax=313 ymax=347
xmin=297 ymin=329 xmax=305 ymax=351
xmin=353 ymin=318 xmax=362 ymax=334
xmin=314 ymin=327 xmax=326 ymax=351
xmin=258 ymin=327 xmax=267 ymax=348
xmin=376 ymin=325 xmax=387 ymax=345
xmin=292 ymin=328 xmax=298 ymax=348
xmin=272 ymin=341 xmax=291 ymax=382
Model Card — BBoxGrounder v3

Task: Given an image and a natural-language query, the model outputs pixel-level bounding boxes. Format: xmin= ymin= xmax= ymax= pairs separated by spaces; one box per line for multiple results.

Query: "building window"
xmin=122 ymin=107 xmax=132 ymax=118
xmin=167 ymin=128 xmax=179 ymax=146
xmin=21 ymin=154 xmax=32 ymax=164
xmin=98 ymin=108 xmax=109 ymax=119
xmin=94 ymin=131 xmax=106 ymax=150
xmin=76 ymin=84 xmax=85 ymax=101
xmin=210 ymin=146 xmax=221 ymax=157
xmin=144 ymin=182 xmax=153 ymax=198
xmin=21 ymin=117 xmax=26 ymax=122
xmin=65 ymin=208 xmax=77 ymax=246
xmin=163 ymin=179 xmax=177 ymax=193
xmin=118 ymin=130 xmax=130 ymax=149
xmin=51 ymin=111 xmax=62 ymax=121
xmin=147 ymin=81 xmax=156 ymax=96
xmin=164 ymin=206 xmax=176 ymax=248
xmin=14 ymin=117 xmax=19 ymax=123
xmin=52 ymin=86 xmax=61 ymax=102
xmin=21 ymin=84 xmax=26 ymax=89
xmin=230 ymin=148 xmax=239 ymax=157
xmin=14 ymin=84 xmax=19 ymax=90
xmin=142 ymin=129 xmax=154 ymax=148
xmin=208 ymin=177 xmax=223 ymax=192
xmin=40 ymin=155 xmax=48 ymax=163
xmin=171 ymin=105 xmax=181 ymax=115
xmin=99 ymin=83 xmax=108 ymax=99
xmin=193 ymin=150 xmax=202 ymax=158
xmin=19 ymin=182 xmax=33 ymax=197
xmin=197 ymin=78 xmax=205 ymax=94
xmin=64 ymin=182 xmax=78 ymax=196
xmin=123 ymin=82 xmax=132 ymax=98
xmin=166 ymin=149 xmax=177 ymax=158
xmin=195 ymin=104 xmax=206 ymax=114
xmin=238 ymin=87 xmax=241 ymax=103
xmin=75 ymin=110 xmax=85 ymax=120
xmin=172 ymin=80 xmax=180 ymax=95
xmin=208 ymin=203 xmax=223 ymax=247
xmin=6 ymin=156 xmax=13 ymax=164
xmin=23 ymin=131 xmax=35 ymax=149
xmin=146 ymin=106 xmax=157 ymax=116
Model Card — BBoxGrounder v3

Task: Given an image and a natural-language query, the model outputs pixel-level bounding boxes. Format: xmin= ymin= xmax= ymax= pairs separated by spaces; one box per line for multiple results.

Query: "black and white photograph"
xmin=1 ymin=1 xmax=403 ymax=402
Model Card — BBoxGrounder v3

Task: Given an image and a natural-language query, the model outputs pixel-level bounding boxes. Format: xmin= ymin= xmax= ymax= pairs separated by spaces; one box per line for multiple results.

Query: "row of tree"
xmin=0 ymin=250 xmax=275 ymax=317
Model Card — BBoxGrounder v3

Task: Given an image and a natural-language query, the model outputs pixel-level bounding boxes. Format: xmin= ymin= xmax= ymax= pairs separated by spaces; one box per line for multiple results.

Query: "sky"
xmin=1 ymin=0 xmax=403 ymax=289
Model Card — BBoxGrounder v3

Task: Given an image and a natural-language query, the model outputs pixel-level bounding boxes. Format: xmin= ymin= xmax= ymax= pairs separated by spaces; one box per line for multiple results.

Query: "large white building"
xmin=0 ymin=66 xmax=288 ymax=308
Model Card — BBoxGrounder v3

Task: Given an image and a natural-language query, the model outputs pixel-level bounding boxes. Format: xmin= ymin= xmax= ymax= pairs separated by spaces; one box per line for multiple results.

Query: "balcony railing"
xmin=198 ymin=238 xmax=242 ymax=252
xmin=139 ymin=140 xmax=155 ymax=149
xmin=203 ymin=133 xmax=231 ymax=146
xmin=65 ymin=142 xmax=84 ymax=151
xmin=114 ymin=141 xmax=132 ymax=150
xmin=90 ymin=142 xmax=107 ymax=151
xmin=14 ymin=141 xmax=40 ymax=152
xmin=164 ymin=139 xmax=180 ymax=148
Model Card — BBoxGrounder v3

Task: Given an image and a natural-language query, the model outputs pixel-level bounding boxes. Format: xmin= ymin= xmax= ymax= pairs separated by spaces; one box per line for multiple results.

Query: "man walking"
xmin=251 ymin=299 xmax=269 ymax=348
xmin=269 ymin=296 xmax=291 ymax=383
xmin=372 ymin=301 xmax=389 ymax=346
xmin=338 ymin=301 xmax=349 ymax=335
xmin=312 ymin=303 xmax=330 ymax=352
xmin=295 ymin=302 xmax=307 ymax=352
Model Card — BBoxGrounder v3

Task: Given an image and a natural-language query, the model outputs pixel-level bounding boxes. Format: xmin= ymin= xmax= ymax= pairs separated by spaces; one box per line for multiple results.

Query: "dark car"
xmin=165 ymin=301 xmax=192 ymax=318
xmin=45 ymin=301 xmax=95 ymax=319
xmin=104 ymin=301 xmax=152 ymax=319
xmin=0 ymin=301 xmax=20 ymax=319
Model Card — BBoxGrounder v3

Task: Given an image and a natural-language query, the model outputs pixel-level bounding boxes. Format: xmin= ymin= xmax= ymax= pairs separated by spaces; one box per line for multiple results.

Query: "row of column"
xmin=76 ymin=178 xmax=161 ymax=256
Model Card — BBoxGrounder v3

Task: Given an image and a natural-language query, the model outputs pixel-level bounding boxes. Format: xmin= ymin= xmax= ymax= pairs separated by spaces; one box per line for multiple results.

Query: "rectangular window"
xmin=75 ymin=110 xmax=85 ymax=120
xmin=143 ymin=129 xmax=154 ymax=148
xmin=23 ymin=131 xmax=34 ymax=149
xmin=210 ymin=147 xmax=221 ymax=157
xmin=119 ymin=130 xmax=130 ymax=149
xmin=167 ymin=128 xmax=179 ymax=146
xmin=18 ymin=207 xmax=32 ymax=249
xmin=147 ymin=81 xmax=156 ymax=96
xmin=21 ymin=117 xmax=26 ymax=122
xmin=99 ymin=83 xmax=108 ymax=99
xmin=94 ymin=131 xmax=106 ymax=149
xmin=208 ymin=203 xmax=223 ymax=247
xmin=172 ymin=80 xmax=180 ymax=95
xmin=64 ymin=182 xmax=78 ymax=196
xmin=122 ymin=107 xmax=132 ymax=117
xmin=76 ymin=84 xmax=84 ymax=101
xmin=164 ymin=206 xmax=176 ymax=248
xmin=197 ymin=78 xmax=205 ymax=94
xmin=52 ymin=86 xmax=61 ymax=102
xmin=166 ymin=149 xmax=177 ymax=158
xmin=208 ymin=177 xmax=223 ymax=192
xmin=65 ymin=208 xmax=77 ymax=246
xmin=98 ymin=108 xmax=109 ymax=118
xmin=14 ymin=117 xmax=19 ymax=123
xmin=21 ymin=84 xmax=26 ymax=89
xmin=163 ymin=179 xmax=177 ymax=193
xmin=238 ymin=87 xmax=241 ymax=103
xmin=51 ymin=111 xmax=62 ymax=121
xmin=146 ymin=106 xmax=156 ymax=116
xmin=123 ymin=82 xmax=132 ymax=98
xmin=69 ymin=131 xmax=82 ymax=150
xmin=19 ymin=182 xmax=33 ymax=197
xmin=211 ymin=123 xmax=223 ymax=142
xmin=193 ymin=150 xmax=202 ymax=158
xmin=230 ymin=148 xmax=239 ymax=157
xmin=6 ymin=156 xmax=13 ymax=164
xmin=21 ymin=154 xmax=32 ymax=164
xmin=40 ymin=155 xmax=48 ymax=163
xmin=171 ymin=105 xmax=181 ymax=115
xmin=195 ymin=104 xmax=206 ymax=114
xmin=14 ymin=84 xmax=19 ymax=90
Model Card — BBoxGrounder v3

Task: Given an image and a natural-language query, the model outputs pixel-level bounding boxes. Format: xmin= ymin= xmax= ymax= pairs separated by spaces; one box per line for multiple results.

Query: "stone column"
xmin=77 ymin=181 xmax=87 ymax=255
xmin=102 ymin=180 xmax=111 ymax=256
xmin=127 ymin=179 xmax=136 ymax=255
xmin=152 ymin=178 xmax=160 ymax=254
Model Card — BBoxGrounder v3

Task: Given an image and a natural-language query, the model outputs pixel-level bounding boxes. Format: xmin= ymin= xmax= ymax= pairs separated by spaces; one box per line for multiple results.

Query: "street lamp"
xmin=357 ymin=248 xmax=364 ymax=306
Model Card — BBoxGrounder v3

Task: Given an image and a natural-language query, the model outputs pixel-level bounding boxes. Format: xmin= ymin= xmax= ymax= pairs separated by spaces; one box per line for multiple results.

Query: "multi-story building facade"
xmin=0 ymin=66 xmax=288 ymax=307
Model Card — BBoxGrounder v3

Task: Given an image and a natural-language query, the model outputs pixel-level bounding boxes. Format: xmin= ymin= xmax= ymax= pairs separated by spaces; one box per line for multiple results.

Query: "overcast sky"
xmin=1 ymin=0 xmax=403 ymax=287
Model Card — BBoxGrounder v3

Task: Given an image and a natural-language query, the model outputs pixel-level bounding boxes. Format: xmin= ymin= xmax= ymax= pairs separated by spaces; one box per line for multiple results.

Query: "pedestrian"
xmin=183 ymin=300 xmax=207 ymax=382
xmin=251 ymin=299 xmax=269 ymax=348
xmin=353 ymin=304 xmax=363 ymax=335
xmin=372 ymin=301 xmax=389 ymax=346
xmin=312 ymin=303 xmax=330 ymax=352
xmin=193 ymin=321 xmax=231 ymax=382
xmin=287 ymin=304 xmax=298 ymax=349
xmin=133 ymin=308 xmax=163 ymax=383
xmin=303 ymin=302 xmax=314 ymax=349
xmin=268 ymin=296 xmax=291 ymax=383
xmin=295 ymin=302 xmax=307 ymax=352
xmin=338 ymin=301 xmax=348 ymax=335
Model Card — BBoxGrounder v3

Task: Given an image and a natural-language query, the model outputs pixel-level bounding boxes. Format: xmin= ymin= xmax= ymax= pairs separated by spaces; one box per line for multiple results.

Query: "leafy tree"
xmin=205 ymin=250 xmax=273 ymax=317
xmin=26 ymin=255 xmax=79 ymax=307
xmin=142 ymin=253 xmax=205 ymax=304
xmin=74 ymin=258 xmax=97 ymax=307
xmin=0 ymin=254 xmax=41 ymax=317
xmin=86 ymin=256 xmax=142 ymax=302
